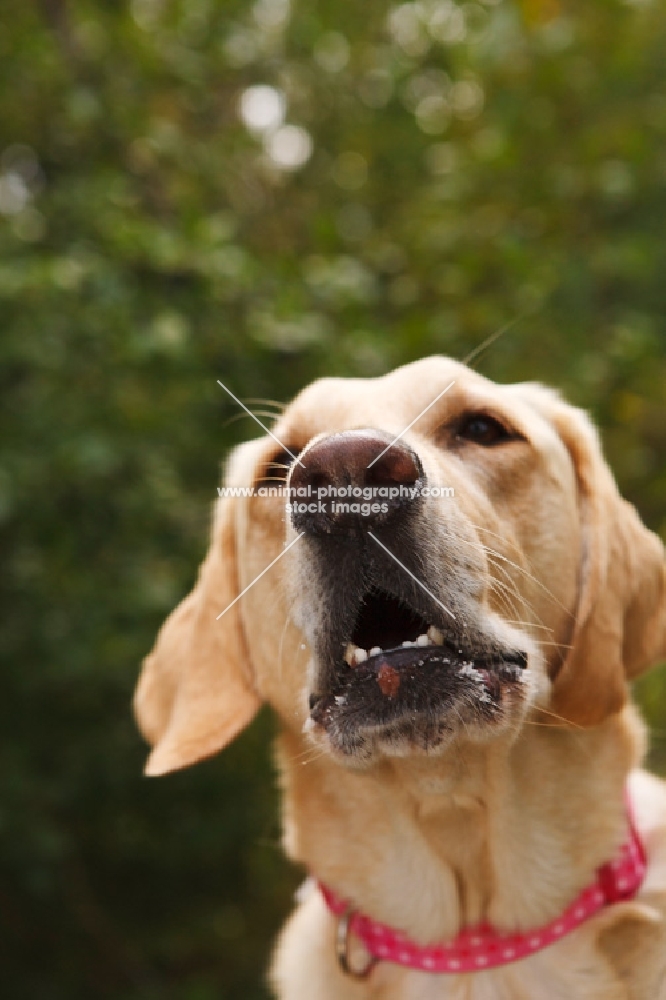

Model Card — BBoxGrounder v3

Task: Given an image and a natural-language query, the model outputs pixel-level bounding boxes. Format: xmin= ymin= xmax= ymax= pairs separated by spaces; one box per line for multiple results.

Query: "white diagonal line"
xmin=462 ymin=313 xmax=527 ymax=368
xmin=366 ymin=380 xmax=456 ymax=469
xmin=217 ymin=379 xmax=305 ymax=468
xmin=367 ymin=531 xmax=456 ymax=621
xmin=216 ymin=532 xmax=305 ymax=620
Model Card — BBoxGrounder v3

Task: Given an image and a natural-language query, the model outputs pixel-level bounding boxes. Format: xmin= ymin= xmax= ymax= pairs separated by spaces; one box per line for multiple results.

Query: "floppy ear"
xmin=539 ymin=395 xmax=666 ymax=726
xmin=134 ymin=494 xmax=261 ymax=776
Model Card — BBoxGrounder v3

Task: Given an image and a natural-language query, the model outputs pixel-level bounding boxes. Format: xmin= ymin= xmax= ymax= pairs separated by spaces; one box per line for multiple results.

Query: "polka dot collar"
xmin=319 ymin=803 xmax=646 ymax=976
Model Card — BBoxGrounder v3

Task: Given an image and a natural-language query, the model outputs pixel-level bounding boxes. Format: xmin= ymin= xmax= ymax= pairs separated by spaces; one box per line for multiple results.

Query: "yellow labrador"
xmin=135 ymin=358 xmax=666 ymax=999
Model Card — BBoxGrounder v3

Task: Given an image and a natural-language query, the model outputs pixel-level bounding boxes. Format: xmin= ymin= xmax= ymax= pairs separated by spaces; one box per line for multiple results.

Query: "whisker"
xmin=468 ymin=531 xmax=573 ymax=620
xmin=221 ymin=410 xmax=283 ymax=430
xmin=460 ymin=519 xmax=574 ymax=620
xmin=474 ymin=523 xmax=528 ymax=559
xmin=530 ymin=705 xmax=584 ymax=730
xmin=290 ymin=743 xmax=331 ymax=767
xmin=486 ymin=562 xmax=552 ymax=635
xmin=502 ymin=621 xmax=556 ymax=632
xmin=448 ymin=528 xmax=555 ymax=633
xmin=244 ymin=398 xmax=286 ymax=412
xmin=249 ymin=411 xmax=285 ymax=420
xmin=485 ymin=577 xmax=523 ymax=624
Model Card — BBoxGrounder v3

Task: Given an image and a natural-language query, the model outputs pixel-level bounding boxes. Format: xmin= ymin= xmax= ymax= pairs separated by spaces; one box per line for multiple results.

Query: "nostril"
xmin=366 ymin=449 xmax=420 ymax=489
xmin=290 ymin=458 xmax=333 ymax=496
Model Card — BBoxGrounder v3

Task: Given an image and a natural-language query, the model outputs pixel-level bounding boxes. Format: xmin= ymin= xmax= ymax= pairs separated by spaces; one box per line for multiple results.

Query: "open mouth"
xmin=343 ymin=589 xmax=447 ymax=668
xmin=308 ymin=588 xmax=528 ymax=754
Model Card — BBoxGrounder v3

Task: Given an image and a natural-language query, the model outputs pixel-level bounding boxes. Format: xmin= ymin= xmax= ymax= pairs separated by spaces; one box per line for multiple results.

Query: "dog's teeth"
xmin=352 ymin=647 xmax=368 ymax=666
xmin=416 ymin=633 xmax=430 ymax=646
xmin=402 ymin=640 xmax=415 ymax=647
xmin=369 ymin=646 xmax=382 ymax=657
xmin=428 ymin=626 xmax=444 ymax=645
xmin=345 ymin=644 xmax=370 ymax=667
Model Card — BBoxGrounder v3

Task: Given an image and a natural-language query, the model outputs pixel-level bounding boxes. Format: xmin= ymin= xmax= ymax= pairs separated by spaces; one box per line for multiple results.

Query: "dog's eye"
xmin=455 ymin=413 xmax=513 ymax=447
xmin=255 ymin=448 xmax=298 ymax=489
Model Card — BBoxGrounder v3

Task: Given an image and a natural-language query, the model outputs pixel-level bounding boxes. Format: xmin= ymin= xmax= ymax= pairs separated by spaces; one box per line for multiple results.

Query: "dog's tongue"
xmin=376 ymin=661 xmax=401 ymax=698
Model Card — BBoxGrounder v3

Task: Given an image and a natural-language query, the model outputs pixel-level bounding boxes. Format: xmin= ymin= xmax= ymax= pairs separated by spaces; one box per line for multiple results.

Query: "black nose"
xmin=288 ymin=429 xmax=424 ymax=535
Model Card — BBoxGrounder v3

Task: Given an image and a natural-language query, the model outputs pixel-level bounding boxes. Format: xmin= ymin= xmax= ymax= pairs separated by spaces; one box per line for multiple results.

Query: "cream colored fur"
xmin=134 ymin=358 xmax=666 ymax=998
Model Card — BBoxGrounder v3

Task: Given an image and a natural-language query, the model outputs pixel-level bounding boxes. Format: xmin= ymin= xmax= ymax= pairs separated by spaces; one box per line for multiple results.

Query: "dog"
xmin=135 ymin=357 xmax=666 ymax=999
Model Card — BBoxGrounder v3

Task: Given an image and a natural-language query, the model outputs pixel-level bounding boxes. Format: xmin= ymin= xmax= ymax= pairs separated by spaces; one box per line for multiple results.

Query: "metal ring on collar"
xmin=335 ymin=907 xmax=378 ymax=980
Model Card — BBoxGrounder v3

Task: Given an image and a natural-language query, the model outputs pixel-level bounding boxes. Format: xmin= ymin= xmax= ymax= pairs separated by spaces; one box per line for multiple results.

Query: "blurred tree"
xmin=1 ymin=0 xmax=665 ymax=997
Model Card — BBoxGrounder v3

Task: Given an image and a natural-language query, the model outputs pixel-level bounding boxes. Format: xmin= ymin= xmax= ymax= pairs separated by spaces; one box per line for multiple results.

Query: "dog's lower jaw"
xmin=272 ymin=706 xmax=647 ymax=998
xmin=304 ymin=653 xmax=538 ymax=767
xmin=301 ymin=624 xmax=539 ymax=767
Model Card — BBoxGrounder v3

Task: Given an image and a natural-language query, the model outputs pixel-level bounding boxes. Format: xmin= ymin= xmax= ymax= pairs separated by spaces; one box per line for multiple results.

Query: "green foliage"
xmin=1 ymin=0 xmax=665 ymax=996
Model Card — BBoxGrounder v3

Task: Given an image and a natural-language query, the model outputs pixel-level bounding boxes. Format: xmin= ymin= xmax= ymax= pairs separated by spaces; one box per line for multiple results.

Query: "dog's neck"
xmin=279 ymin=706 xmax=645 ymax=944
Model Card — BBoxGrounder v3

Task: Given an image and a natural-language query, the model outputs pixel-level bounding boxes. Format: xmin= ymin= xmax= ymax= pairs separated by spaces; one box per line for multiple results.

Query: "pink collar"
xmin=319 ymin=806 xmax=647 ymax=977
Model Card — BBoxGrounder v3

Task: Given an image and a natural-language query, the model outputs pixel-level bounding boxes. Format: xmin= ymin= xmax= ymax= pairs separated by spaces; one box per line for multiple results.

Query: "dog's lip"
xmin=344 ymin=640 xmax=527 ymax=671
xmin=308 ymin=643 xmax=527 ymax=717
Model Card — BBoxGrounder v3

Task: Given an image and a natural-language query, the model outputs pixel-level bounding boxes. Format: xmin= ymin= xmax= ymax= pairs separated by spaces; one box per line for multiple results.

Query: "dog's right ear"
xmin=134 ymin=494 xmax=261 ymax=776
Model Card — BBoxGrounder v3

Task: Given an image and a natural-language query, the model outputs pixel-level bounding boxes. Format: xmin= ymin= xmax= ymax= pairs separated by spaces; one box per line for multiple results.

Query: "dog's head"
xmin=135 ymin=357 xmax=666 ymax=774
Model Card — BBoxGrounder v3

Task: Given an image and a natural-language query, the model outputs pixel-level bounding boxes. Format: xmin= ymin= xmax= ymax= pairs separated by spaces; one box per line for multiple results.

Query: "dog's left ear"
xmin=521 ymin=387 xmax=666 ymax=726
xmin=134 ymin=494 xmax=261 ymax=776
